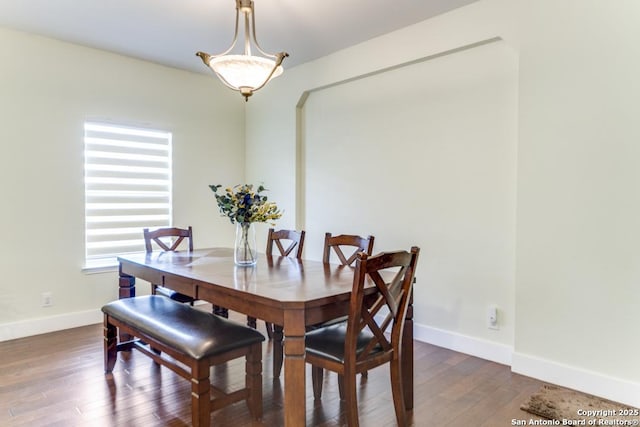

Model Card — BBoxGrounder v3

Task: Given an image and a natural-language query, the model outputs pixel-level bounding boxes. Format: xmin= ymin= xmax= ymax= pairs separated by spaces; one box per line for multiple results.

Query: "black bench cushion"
xmin=102 ymin=295 xmax=264 ymax=360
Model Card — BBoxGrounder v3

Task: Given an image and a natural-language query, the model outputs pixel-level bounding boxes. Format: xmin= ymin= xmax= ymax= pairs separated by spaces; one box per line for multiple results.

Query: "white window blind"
xmin=84 ymin=122 xmax=172 ymax=268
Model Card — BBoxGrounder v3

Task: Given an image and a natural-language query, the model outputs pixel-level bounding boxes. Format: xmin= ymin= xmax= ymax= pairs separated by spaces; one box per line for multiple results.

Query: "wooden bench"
xmin=101 ymin=295 xmax=265 ymax=427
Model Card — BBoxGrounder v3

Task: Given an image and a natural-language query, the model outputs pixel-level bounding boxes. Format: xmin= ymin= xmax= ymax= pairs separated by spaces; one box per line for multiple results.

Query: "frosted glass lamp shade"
xmin=209 ymin=55 xmax=284 ymax=96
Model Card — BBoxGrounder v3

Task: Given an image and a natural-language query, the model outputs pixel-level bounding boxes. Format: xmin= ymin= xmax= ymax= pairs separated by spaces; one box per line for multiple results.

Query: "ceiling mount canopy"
xmin=196 ymin=0 xmax=288 ymax=101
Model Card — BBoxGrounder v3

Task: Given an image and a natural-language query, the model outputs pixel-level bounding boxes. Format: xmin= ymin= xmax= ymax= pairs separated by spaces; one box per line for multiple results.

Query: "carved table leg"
xmin=213 ymin=305 xmax=229 ymax=318
xmin=118 ymin=267 xmax=135 ymax=342
xmin=283 ymin=309 xmax=306 ymax=427
xmin=118 ymin=272 xmax=135 ymax=299
xmin=247 ymin=316 xmax=257 ymax=329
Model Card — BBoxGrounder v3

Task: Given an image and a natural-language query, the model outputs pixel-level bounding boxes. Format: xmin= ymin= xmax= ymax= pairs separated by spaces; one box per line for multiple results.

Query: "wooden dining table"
xmin=117 ymin=247 xmax=414 ymax=426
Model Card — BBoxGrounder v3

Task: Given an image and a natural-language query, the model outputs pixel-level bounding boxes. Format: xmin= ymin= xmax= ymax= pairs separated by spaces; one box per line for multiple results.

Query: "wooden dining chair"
xmin=271 ymin=231 xmax=374 ymax=379
xmin=323 ymin=232 xmax=375 ymax=266
xmin=143 ymin=226 xmax=195 ymax=304
xmin=266 ymin=227 xmax=306 ymax=259
xmin=305 ymin=247 xmax=420 ymax=427
xmin=250 ymin=228 xmax=306 ymax=339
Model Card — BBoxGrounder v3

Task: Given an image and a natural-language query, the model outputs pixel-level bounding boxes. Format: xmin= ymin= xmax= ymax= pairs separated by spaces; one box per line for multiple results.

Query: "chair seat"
xmin=308 ymin=314 xmax=348 ymax=330
xmin=154 ymin=285 xmax=195 ymax=304
xmin=102 ymin=295 xmax=264 ymax=360
xmin=305 ymin=321 xmax=383 ymax=364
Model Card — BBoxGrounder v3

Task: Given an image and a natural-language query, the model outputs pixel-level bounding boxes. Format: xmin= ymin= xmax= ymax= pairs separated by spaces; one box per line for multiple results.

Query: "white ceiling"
xmin=0 ymin=0 xmax=480 ymax=74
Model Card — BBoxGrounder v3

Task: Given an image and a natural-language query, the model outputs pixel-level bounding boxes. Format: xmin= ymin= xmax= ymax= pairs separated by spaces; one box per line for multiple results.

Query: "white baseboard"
xmin=512 ymin=352 xmax=640 ymax=409
xmin=413 ymin=322 xmax=640 ymax=408
xmin=414 ymin=323 xmax=513 ymax=365
xmin=0 ymin=309 xmax=102 ymax=342
xmin=1 ymin=301 xmax=207 ymax=342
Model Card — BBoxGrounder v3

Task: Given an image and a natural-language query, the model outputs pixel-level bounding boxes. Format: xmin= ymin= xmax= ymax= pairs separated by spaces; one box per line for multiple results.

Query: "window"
xmin=84 ymin=122 xmax=172 ymax=269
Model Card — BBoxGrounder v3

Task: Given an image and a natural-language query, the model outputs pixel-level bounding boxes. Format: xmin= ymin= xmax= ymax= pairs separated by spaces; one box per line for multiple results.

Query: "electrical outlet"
xmin=42 ymin=292 xmax=53 ymax=307
xmin=487 ymin=305 xmax=499 ymax=330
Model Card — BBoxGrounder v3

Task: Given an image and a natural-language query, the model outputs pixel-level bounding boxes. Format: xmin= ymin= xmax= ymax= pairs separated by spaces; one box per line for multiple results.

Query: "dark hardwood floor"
xmin=0 ymin=308 xmax=545 ymax=426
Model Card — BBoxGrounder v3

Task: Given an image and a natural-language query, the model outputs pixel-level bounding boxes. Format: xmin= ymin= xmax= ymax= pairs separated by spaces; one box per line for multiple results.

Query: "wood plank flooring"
xmin=0 ymin=310 xmax=546 ymax=426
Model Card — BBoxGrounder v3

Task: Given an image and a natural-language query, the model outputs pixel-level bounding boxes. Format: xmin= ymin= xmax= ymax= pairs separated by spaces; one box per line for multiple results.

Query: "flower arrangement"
xmin=209 ymin=184 xmax=282 ymax=225
xmin=210 ymin=183 xmax=282 ymax=266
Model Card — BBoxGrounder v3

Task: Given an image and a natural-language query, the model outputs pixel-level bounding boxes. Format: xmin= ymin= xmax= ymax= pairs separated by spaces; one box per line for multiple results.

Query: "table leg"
xmin=402 ymin=292 xmax=414 ymax=410
xmin=283 ymin=309 xmax=306 ymax=427
xmin=118 ymin=267 xmax=135 ymax=299
xmin=118 ymin=267 xmax=135 ymax=342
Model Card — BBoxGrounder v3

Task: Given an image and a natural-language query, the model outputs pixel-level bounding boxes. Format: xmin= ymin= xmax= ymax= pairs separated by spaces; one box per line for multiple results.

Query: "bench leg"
xmin=246 ymin=342 xmax=263 ymax=420
xmin=191 ymin=359 xmax=211 ymax=427
xmin=103 ymin=316 xmax=117 ymax=373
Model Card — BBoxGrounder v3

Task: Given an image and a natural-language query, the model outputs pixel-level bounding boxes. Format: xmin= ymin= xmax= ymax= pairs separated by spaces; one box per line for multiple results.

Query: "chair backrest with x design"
xmin=144 ymin=226 xmax=193 ymax=253
xmin=346 ymin=247 xmax=420 ymax=367
xmin=142 ymin=227 xmax=195 ymax=304
xmin=266 ymin=228 xmax=306 ymax=258
xmin=322 ymin=232 xmax=375 ymax=266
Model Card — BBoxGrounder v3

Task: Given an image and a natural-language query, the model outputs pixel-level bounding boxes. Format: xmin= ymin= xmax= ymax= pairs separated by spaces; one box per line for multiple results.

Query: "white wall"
xmin=0 ymin=27 xmax=245 ymax=340
xmin=302 ymin=40 xmax=518 ymax=348
xmin=246 ymin=0 xmax=640 ymax=407
xmin=512 ymin=0 xmax=640 ymax=405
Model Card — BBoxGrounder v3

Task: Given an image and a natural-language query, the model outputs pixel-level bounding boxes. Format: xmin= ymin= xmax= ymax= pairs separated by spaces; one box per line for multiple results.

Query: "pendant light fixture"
xmin=196 ymin=0 xmax=288 ymax=101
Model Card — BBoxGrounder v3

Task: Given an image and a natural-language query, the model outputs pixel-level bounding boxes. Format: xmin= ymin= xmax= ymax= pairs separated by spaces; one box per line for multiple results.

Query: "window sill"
xmin=82 ymin=264 xmax=118 ymax=275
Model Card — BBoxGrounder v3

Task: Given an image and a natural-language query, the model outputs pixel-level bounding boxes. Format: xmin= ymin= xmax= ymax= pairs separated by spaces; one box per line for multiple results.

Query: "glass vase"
xmin=234 ymin=222 xmax=257 ymax=266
